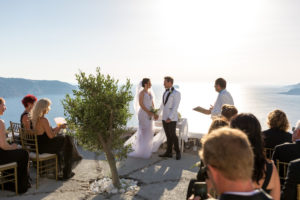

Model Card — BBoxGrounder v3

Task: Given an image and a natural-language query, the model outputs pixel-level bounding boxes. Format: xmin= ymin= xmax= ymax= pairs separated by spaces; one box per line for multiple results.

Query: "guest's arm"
xmin=21 ymin=114 xmax=31 ymax=130
xmin=269 ymin=162 xmax=281 ymax=200
xmin=0 ymin=120 xmax=18 ymax=150
xmin=41 ymin=118 xmax=63 ymax=139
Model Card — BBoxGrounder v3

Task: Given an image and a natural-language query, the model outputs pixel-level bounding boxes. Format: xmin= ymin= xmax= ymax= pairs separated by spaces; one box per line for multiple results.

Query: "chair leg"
xmin=14 ymin=166 xmax=18 ymax=195
xmin=55 ymin=157 xmax=58 ymax=181
xmin=36 ymin=161 xmax=39 ymax=189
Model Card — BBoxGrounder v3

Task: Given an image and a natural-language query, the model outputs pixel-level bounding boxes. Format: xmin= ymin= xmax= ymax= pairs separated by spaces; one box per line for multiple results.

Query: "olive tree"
xmin=62 ymin=67 xmax=133 ymax=187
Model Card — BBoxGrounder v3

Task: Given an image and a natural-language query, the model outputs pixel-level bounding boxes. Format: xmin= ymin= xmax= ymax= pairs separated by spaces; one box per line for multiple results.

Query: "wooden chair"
xmin=19 ymin=129 xmax=58 ymax=189
xmin=276 ymin=160 xmax=289 ymax=182
xmin=0 ymin=162 xmax=18 ymax=195
xmin=264 ymin=148 xmax=274 ymax=160
xmin=297 ymin=184 xmax=300 ymax=200
xmin=9 ymin=121 xmax=21 ymax=144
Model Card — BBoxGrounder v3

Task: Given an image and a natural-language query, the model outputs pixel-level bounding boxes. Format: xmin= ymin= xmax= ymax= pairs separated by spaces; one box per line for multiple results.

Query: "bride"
xmin=125 ymin=78 xmax=156 ymax=159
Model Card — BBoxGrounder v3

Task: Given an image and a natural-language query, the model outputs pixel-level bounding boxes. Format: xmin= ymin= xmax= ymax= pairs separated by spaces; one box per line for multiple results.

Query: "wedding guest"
xmin=196 ymin=78 xmax=234 ymax=119
xmin=263 ymin=110 xmax=292 ymax=149
xmin=272 ymin=120 xmax=300 ymax=168
xmin=186 ymin=118 xmax=228 ymax=199
xmin=0 ymin=97 xmax=30 ymax=193
xmin=30 ymin=98 xmax=82 ymax=180
xmin=21 ymin=94 xmax=37 ymax=130
xmin=231 ymin=113 xmax=280 ymax=200
xmin=221 ymin=104 xmax=238 ymax=122
xmin=190 ymin=127 xmax=272 ymax=200
xmin=208 ymin=118 xmax=229 ymax=133
xmin=281 ymin=158 xmax=300 ymax=200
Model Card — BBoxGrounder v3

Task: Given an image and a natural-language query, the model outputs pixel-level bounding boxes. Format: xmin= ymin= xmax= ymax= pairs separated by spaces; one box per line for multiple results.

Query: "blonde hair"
xmin=208 ymin=118 xmax=229 ymax=134
xmin=267 ymin=109 xmax=290 ymax=131
xmin=200 ymin=127 xmax=254 ymax=181
xmin=30 ymin=98 xmax=51 ymax=128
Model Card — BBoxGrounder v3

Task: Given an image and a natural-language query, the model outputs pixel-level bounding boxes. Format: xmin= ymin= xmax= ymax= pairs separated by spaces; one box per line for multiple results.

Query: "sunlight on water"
xmin=2 ymin=83 xmax=300 ymax=136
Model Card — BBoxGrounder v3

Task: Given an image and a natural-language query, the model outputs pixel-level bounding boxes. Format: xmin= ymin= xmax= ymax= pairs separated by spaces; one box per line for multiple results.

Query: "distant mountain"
xmin=0 ymin=77 xmax=76 ymax=98
xmin=281 ymin=83 xmax=300 ymax=95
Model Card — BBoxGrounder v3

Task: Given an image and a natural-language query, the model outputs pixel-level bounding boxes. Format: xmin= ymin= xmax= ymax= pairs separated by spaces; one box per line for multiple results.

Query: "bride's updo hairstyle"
xmin=142 ymin=78 xmax=150 ymax=88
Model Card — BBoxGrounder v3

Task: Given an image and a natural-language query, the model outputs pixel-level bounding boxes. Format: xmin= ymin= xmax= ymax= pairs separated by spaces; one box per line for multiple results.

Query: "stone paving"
xmin=0 ymin=147 xmax=200 ymax=200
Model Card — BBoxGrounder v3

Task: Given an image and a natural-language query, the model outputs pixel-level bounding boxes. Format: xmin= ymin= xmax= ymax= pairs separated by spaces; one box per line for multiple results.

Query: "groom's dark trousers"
xmin=162 ymin=120 xmax=180 ymax=154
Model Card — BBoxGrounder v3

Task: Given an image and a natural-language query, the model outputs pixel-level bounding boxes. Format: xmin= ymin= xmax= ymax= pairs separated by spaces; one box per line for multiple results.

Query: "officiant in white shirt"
xmin=194 ymin=78 xmax=234 ymax=119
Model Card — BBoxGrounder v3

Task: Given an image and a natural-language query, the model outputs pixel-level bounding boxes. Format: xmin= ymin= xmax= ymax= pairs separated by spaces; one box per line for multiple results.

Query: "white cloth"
xmin=125 ymin=91 xmax=164 ymax=158
xmin=158 ymin=88 xmax=181 ymax=121
xmin=211 ymin=89 xmax=234 ymax=118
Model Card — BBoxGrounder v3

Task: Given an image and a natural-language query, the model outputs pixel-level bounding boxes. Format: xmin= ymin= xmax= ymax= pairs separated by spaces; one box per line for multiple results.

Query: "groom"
xmin=155 ymin=76 xmax=181 ymax=160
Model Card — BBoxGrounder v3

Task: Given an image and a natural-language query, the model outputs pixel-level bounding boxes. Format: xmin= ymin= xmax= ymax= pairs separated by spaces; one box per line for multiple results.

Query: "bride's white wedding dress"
xmin=125 ymin=92 xmax=154 ymax=159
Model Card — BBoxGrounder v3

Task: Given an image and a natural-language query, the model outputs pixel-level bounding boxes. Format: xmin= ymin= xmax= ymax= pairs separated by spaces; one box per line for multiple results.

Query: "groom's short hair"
xmin=164 ymin=76 xmax=174 ymax=84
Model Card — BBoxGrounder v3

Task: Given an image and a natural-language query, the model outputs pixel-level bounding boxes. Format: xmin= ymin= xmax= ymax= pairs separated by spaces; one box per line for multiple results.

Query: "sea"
xmin=1 ymin=83 xmax=300 ymax=135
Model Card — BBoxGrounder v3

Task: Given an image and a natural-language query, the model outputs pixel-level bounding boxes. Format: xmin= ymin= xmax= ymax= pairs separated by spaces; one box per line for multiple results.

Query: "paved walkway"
xmin=0 ymin=147 xmax=199 ymax=200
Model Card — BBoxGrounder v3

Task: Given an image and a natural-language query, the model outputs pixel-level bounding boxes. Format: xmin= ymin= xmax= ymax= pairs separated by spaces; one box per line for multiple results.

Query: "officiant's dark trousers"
xmin=162 ymin=120 xmax=180 ymax=154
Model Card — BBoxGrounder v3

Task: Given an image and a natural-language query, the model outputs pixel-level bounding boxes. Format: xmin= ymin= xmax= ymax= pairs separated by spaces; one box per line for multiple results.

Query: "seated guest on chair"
xmin=30 ymin=98 xmax=82 ymax=180
xmin=220 ymin=104 xmax=238 ymax=122
xmin=186 ymin=118 xmax=228 ymax=199
xmin=272 ymin=120 xmax=300 ymax=164
xmin=263 ymin=110 xmax=292 ymax=149
xmin=281 ymin=158 xmax=300 ymax=200
xmin=231 ymin=113 xmax=280 ymax=200
xmin=190 ymin=127 xmax=272 ymax=200
xmin=21 ymin=94 xmax=37 ymax=130
xmin=0 ymin=97 xmax=30 ymax=193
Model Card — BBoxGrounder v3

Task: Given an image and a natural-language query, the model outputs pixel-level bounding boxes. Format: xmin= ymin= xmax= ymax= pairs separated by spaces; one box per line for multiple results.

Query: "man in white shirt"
xmin=194 ymin=78 xmax=234 ymax=119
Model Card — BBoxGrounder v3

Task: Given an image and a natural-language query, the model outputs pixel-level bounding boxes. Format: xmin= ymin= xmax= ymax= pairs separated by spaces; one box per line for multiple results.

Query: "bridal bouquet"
xmin=149 ymin=106 xmax=159 ymax=120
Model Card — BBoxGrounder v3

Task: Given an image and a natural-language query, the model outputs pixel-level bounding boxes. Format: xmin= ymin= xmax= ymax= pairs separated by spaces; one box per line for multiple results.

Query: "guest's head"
xmin=200 ymin=127 xmax=254 ymax=194
xmin=292 ymin=120 xmax=300 ymax=142
xmin=221 ymin=104 xmax=238 ymax=121
xmin=142 ymin=78 xmax=151 ymax=89
xmin=214 ymin=78 xmax=226 ymax=92
xmin=0 ymin=97 xmax=6 ymax=115
xmin=30 ymin=98 xmax=51 ymax=128
xmin=22 ymin=94 xmax=37 ymax=110
xmin=230 ymin=113 xmax=266 ymax=184
xmin=267 ymin=109 xmax=290 ymax=132
xmin=164 ymin=76 xmax=174 ymax=88
xmin=208 ymin=118 xmax=229 ymax=134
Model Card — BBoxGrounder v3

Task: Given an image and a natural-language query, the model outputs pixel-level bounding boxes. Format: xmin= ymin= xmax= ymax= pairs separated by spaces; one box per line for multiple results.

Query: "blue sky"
xmin=0 ymin=0 xmax=300 ymax=85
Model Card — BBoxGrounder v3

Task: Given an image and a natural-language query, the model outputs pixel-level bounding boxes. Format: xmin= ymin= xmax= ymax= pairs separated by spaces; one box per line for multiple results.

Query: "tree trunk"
xmin=105 ymin=147 xmax=121 ymax=188
xmin=98 ymin=134 xmax=121 ymax=188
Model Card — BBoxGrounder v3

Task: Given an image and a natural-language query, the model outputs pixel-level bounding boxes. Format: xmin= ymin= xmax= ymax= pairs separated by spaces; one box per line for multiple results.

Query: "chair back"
xmin=276 ymin=160 xmax=289 ymax=181
xmin=264 ymin=148 xmax=274 ymax=160
xmin=9 ymin=121 xmax=21 ymax=143
xmin=19 ymin=128 xmax=39 ymax=160
xmin=297 ymin=184 xmax=300 ymax=200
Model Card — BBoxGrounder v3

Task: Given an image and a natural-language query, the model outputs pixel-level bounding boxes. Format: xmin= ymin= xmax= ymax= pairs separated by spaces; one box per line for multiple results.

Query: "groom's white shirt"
xmin=158 ymin=88 xmax=181 ymax=121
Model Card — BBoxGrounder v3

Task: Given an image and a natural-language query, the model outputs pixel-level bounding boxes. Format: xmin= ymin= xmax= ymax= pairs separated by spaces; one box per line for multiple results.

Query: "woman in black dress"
xmin=30 ymin=98 xmax=82 ymax=180
xmin=0 ymin=97 xmax=30 ymax=193
xmin=20 ymin=94 xmax=37 ymax=130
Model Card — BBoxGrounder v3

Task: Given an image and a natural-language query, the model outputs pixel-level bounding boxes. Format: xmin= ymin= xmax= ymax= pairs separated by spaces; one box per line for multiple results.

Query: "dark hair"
xmin=230 ymin=113 xmax=266 ymax=184
xmin=22 ymin=94 xmax=37 ymax=108
xmin=215 ymin=78 xmax=226 ymax=89
xmin=142 ymin=78 xmax=150 ymax=88
xmin=0 ymin=97 xmax=4 ymax=105
xmin=164 ymin=76 xmax=174 ymax=84
xmin=221 ymin=104 xmax=238 ymax=121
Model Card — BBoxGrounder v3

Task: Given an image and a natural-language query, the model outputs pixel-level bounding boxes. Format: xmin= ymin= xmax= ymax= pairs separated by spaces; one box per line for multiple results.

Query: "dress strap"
xmin=262 ymin=162 xmax=273 ymax=191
